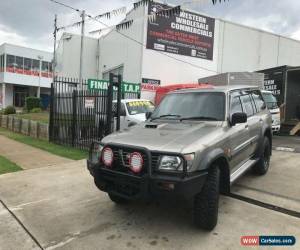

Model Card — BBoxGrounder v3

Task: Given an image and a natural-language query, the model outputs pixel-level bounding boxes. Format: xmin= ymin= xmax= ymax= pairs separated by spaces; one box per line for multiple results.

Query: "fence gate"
xmin=49 ymin=74 xmax=131 ymax=150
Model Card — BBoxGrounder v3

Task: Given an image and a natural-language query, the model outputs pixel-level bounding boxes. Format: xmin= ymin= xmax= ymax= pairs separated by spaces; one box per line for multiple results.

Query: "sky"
xmin=0 ymin=0 xmax=300 ymax=52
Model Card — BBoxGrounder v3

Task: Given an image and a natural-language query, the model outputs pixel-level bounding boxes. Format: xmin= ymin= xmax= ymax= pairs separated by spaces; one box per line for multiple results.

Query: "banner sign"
xmin=146 ymin=1 xmax=215 ymax=60
xmin=263 ymin=70 xmax=284 ymax=104
xmin=88 ymin=79 xmax=141 ymax=94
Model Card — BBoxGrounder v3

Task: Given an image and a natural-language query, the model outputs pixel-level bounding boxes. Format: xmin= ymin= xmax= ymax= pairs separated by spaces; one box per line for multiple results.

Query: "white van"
xmin=113 ymin=99 xmax=155 ymax=130
xmin=261 ymin=90 xmax=280 ymax=133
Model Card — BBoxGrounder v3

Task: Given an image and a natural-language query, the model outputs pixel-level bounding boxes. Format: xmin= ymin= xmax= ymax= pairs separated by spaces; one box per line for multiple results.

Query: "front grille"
xmin=110 ymin=146 xmax=148 ymax=175
xmin=103 ymin=146 xmax=163 ymax=175
xmin=151 ymin=153 xmax=160 ymax=170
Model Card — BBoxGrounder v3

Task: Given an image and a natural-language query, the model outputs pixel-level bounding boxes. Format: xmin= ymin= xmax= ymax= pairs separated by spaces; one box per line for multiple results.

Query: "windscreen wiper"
xmin=150 ymin=114 xmax=181 ymax=121
xmin=180 ymin=116 xmax=218 ymax=121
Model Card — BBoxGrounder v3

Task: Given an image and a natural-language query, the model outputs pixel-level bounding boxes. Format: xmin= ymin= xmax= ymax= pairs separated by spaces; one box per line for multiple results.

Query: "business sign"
xmin=141 ymin=78 xmax=160 ymax=92
xmin=142 ymin=78 xmax=161 ymax=85
xmin=146 ymin=1 xmax=215 ymax=60
xmin=263 ymin=70 xmax=284 ymax=104
xmin=88 ymin=79 xmax=141 ymax=94
xmin=85 ymin=97 xmax=95 ymax=109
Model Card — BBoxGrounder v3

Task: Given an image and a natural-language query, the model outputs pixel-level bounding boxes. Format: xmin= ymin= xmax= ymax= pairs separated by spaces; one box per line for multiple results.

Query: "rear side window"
xmin=240 ymin=95 xmax=255 ymax=117
xmin=251 ymin=91 xmax=265 ymax=112
xmin=230 ymin=96 xmax=243 ymax=114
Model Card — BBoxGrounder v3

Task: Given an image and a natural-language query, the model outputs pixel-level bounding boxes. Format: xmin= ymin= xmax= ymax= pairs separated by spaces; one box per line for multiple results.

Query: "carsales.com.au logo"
xmin=241 ymin=236 xmax=296 ymax=246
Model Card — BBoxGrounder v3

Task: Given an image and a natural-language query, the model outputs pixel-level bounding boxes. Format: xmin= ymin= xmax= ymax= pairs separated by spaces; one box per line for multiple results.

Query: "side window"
xmin=230 ymin=96 xmax=243 ymax=114
xmin=240 ymin=95 xmax=255 ymax=117
xmin=251 ymin=90 xmax=265 ymax=112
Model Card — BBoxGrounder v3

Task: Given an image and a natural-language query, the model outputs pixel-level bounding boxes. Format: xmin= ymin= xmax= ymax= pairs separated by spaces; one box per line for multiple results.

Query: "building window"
xmin=103 ymin=66 xmax=124 ymax=80
xmin=14 ymin=86 xmax=29 ymax=107
xmin=42 ymin=61 xmax=50 ymax=77
xmin=6 ymin=54 xmax=15 ymax=72
xmin=0 ymin=54 xmax=4 ymax=72
xmin=24 ymin=58 xmax=32 ymax=75
xmin=32 ymin=59 xmax=39 ymax=76
xmin=15 ymin=56 xmax=24 ymax=73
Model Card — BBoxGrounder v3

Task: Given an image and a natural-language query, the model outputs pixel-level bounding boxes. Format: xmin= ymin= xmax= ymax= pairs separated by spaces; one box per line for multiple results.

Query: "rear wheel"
xmin=108 ymin=193 xmax=129 ymax=204
xmin=193 ymin=164 xmax=220 ymax=230
xmin=253 ymin=137 xmax=271 ymax=175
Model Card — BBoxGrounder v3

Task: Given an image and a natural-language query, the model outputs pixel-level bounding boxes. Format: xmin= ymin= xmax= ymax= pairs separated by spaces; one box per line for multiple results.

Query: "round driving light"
xmin=102 ymin=147 xmax=114 ymax=167
xmin=129 ymin=152 xmax=143 ymax=173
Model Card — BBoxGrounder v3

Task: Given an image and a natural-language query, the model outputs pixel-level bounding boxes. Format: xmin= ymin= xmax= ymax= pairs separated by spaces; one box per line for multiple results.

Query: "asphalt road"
xmin=273 ymin=135 xmax=300 ymax=153
xmin=0 ymin=150 xmax=299 ymax=250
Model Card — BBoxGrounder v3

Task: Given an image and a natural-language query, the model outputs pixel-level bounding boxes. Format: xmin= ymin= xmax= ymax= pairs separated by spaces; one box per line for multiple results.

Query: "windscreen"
xmin=126 ymin=100 xmax=155 ymax=115
xmin=151 ymin=92 xmax=225 ymax=121
xmin=262 ymin=92 xmax=278 ymax=109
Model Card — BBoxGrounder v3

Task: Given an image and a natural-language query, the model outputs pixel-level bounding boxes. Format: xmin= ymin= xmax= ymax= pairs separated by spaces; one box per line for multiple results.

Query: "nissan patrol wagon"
xmin=87 ymin=86 xmax=272 ymax=230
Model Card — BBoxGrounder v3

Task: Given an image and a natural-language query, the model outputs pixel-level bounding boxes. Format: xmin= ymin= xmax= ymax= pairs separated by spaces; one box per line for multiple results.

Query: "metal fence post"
xmin=72 ymin=89 xmax=77 ymax=147
xmin=106 ymin=74 xmax=114 ymax=135
xmin=116 ymin=74 xmax=122 ymax=131
xmin=49 ymin=81 xmax=55 ymax=141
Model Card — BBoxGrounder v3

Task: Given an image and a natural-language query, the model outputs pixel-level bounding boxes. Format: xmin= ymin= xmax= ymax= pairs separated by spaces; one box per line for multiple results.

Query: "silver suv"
xmin=87 ymin=86 xmax=272 ymax=230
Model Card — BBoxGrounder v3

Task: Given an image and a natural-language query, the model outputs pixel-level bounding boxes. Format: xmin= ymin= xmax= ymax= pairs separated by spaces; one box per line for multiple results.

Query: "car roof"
xmin=260 ymin=90 xmax=272 ymax=94
xmin=112 ymin=99 xmax=152 ymax=103
xmin=172 ymin=85 xmax=260 ymax=94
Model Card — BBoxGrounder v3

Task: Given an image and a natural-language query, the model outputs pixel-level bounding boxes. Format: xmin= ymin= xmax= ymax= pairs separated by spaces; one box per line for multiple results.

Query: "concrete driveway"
xmin=0 ymin=151 xmax=299 ymax=250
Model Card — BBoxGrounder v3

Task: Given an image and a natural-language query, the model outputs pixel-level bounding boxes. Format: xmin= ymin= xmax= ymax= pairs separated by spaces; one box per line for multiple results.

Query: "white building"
xmin=56 ymin=1 xmax=300 ymax=98
xmin=0 ymin=43 xmax=53 ymax=109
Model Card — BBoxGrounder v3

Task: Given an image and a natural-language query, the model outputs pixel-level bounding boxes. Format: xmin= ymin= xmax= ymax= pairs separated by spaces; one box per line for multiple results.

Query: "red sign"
xmin=5 ymin=67 xmax=52 ymax=78
xmin=141 ymin=83 xmax=160 ymax=92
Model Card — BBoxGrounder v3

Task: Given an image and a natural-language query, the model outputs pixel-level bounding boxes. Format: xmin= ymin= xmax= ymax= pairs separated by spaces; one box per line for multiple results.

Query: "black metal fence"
xmin=49 ymin=76 xmax=140 ymax=150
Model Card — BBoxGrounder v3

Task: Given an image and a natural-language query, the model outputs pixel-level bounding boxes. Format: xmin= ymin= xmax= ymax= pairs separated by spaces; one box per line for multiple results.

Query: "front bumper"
xmin=272 ymin=125 xmax=280 ymax=132
xmin=87 ymin=160 xmax=208 ymax=201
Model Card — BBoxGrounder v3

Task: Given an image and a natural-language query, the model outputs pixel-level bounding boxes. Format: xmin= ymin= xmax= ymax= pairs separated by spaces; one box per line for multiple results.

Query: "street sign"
xmin=88 ymin=79 xmax=141 ymax=94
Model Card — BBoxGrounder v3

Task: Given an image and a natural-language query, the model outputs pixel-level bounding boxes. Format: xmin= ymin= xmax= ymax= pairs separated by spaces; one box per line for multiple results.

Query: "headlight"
xmin=273 ymin=119 xmax=280 ymax=125
xmin=159 ymin=156 xmax=182 ymax=171
xmin=90 ymin=143 xmax=104 ymax=163
xmin=158 ymin=153 xmax=195 ymax=171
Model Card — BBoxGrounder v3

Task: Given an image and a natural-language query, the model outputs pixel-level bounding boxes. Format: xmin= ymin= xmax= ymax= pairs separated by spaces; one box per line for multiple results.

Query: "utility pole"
xmin=37 ymin=55 xmax=43 ymax=98
xmin=79 ymin=10 xmax=85 ymax=89
xmin=53 ymin=14 xmax=57 ymax=83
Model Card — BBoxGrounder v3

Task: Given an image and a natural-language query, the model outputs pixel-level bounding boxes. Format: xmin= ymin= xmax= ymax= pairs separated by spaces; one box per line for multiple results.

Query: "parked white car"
xmin=113 ymin=99 xmax=155 ymax=130
xmin=261 ymin=90 xmax=280 ymax=133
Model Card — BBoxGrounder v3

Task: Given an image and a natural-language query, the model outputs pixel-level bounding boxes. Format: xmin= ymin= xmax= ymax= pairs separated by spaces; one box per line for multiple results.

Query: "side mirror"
xmin=145 ymin=111 xmax=152 ymax=120
xmin=231 ymin=112 xmax=247 ymax=126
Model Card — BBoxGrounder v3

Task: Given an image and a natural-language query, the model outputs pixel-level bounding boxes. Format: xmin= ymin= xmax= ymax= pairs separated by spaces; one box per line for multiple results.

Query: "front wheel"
xmin=253 ymin=137 xmax=271 ymax=175
xmin=193 ymin=165 xmax=220 ymax=230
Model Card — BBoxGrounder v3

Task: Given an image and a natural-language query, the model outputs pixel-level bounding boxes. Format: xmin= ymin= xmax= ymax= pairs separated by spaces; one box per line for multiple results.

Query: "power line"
xmin=48 ymin=0 xmax=218 ymax=73
xmin=49 ymin=0 xmax=80 ymax=12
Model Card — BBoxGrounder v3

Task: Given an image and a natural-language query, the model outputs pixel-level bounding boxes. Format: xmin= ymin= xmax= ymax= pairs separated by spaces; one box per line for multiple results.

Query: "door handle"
xmin=245 ymin=124 xmax=249 ymax=129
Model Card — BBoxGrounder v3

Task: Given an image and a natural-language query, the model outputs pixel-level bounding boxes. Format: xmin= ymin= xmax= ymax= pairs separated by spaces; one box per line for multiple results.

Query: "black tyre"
xmin=108 ymin=193 xmax=129 ymax=204
xmin=253 ymin=137 xmax=271 ymax=175
xmin=193 ymin=165 xmax=220 ymax=230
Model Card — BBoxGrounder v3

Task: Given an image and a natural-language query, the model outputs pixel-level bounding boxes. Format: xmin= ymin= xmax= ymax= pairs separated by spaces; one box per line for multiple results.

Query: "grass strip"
xmin=0 ymin=155 xmax=22 ymax=175
xmin=0 ymin=128 xmax=87 ymax=160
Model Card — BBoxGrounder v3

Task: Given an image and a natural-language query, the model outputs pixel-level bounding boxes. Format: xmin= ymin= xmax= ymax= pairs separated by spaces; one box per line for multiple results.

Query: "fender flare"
xmin=199 ymin=148 xmax=229 ymax=171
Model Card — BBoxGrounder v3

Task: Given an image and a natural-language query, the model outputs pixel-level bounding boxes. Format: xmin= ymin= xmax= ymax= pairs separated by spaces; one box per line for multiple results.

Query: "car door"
xmin=249 ymin=90 xmax=266 ymax=151
xmin=240 ymin=92 xmax=260 ymax=156
xmin=228 ymin=91 xmax=252 ymax=171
